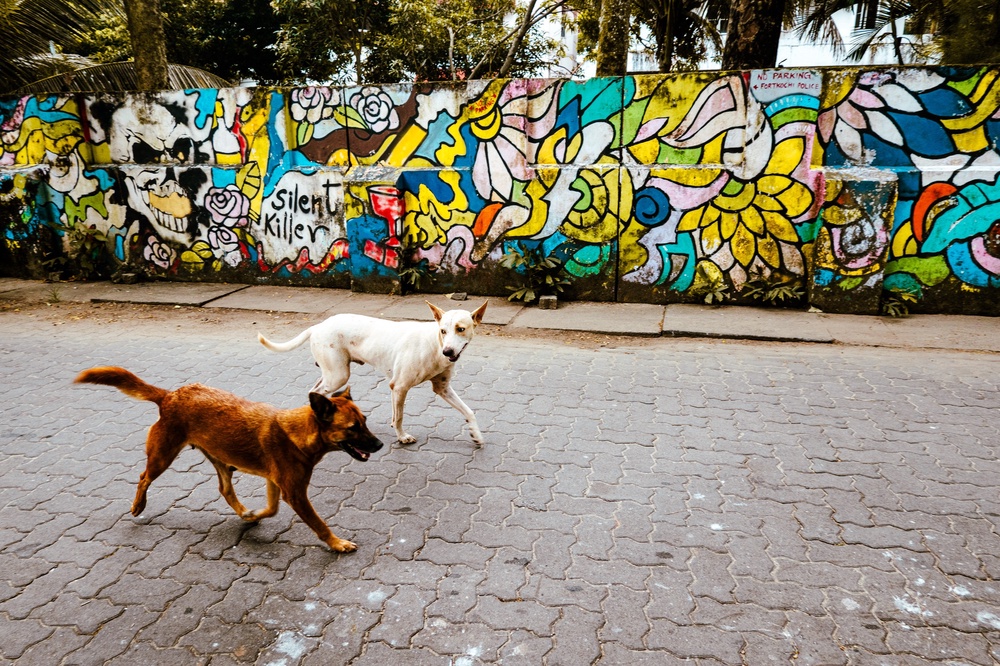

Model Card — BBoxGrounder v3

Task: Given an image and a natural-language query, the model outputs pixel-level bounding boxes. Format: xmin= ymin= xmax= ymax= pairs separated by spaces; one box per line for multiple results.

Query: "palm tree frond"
xmin=12 ymin=61 xmax=232 ymax=93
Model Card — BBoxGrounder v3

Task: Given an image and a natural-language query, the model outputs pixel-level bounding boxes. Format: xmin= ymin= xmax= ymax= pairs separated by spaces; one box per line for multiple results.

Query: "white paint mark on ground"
xmin=950 ymin=585 xmax=971 ymax=597
xmin=453 ymin=645 xmax=482 ymax=666
xmin=710 ymin=523 xmax=723 ymax=531
xmin=267 ymin=631 xmax=309 ymax=665
xmin=977 ymin=611 xmax=1000 ymax=629
xmin=893 ymin=596 xmax=933 ymax=617
xmin=841 ymin=598 xmax=861 ymax=611
xmin=367 ymin=589 xmax=389 ymax=604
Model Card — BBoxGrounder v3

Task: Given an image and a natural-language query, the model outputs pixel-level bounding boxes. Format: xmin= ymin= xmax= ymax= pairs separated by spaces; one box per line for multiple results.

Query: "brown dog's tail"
xmin=74 ymin=366 xmax=168 ymax=405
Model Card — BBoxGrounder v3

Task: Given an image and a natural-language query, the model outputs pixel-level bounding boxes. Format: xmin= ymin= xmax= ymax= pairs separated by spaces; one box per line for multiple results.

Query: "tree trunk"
xmin=655 ymin=1 xmax=674 ymax=73
xmin=596 ymin=0 xmax=631 ymax=76
xmin=498 ymin=0 xmax=539 ymax=78
xmin=721 ymin=0 xmax=783 ymax=70
xmin=123 ymin=0 xmax=168 ymax=90
xmin=355 ymin=42 xmax=363 ymax=85
xmin=889 ymin=14 xmax=903 ymax=64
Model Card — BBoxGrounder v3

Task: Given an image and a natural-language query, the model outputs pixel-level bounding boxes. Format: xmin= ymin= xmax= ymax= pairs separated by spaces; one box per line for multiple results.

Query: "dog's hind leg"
xmin=431 ymin=374 xmax=484 ymax=445
xmin=205 ymin=455 xmax=253 ymax=520
xmin=312 ymin=348 xmax=352 ymax=396
xmin=283 ymin=486 xmax=357 ymax=552
xmin=132 ymin=420 xmax=185 ymax=516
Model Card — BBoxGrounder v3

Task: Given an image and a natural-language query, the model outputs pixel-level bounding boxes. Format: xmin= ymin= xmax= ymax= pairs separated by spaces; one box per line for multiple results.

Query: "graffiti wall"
xmin=2 ymin=67 xmax=999 ymax=314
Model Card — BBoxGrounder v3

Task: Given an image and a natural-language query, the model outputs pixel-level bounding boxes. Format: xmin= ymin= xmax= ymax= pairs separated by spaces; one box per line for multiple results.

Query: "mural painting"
xmin=817 ymin=67 xmax=1000 ymax=313
xmin=1 ymin=66 xmax=999 ymax=313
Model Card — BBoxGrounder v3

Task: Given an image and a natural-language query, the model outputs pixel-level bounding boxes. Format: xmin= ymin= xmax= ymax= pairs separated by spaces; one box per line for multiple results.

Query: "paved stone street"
xmin=2 ymin=302 xmax=1000 ymax=665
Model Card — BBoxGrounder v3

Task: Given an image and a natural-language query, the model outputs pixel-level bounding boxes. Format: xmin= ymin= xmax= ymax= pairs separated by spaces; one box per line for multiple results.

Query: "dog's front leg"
xmin=432 ymin=375 xmax=484 ymax=445
xmin=244 ymin=480 xmax=281 ymax=522
xmin=390 ymin=383 xmax=417 ymax=444
xmin=284 ymin=488 xmax=356 ymax=552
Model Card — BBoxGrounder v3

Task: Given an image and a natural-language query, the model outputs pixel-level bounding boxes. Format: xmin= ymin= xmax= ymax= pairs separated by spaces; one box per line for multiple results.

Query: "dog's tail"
xmin=74 ymin=366 xmax=168 ymax=405
xmin=258 ymin=328 xmax=312 ymax=353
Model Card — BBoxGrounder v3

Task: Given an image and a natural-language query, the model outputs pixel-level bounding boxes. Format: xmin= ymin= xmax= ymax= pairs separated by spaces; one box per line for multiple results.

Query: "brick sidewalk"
xmin=1 ymin=305 xmax=999 ymax=664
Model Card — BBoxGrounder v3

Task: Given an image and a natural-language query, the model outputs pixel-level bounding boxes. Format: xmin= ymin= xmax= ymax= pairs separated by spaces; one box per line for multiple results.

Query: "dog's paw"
xmin=398 ymin=433 xmax=417 ymax=445
xmin=240 ymin=511 xmax=262 ymax=523
xmin=329 ymin=537 xmax=358 ymax=552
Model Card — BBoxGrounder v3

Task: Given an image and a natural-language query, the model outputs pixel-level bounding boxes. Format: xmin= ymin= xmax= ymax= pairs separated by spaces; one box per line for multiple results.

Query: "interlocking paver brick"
xmin=64 ymin=604 xmax=159 ymax=664
xmin=3 ymin=302 xmax=1000 ymax=663
xmin=646 ymin=619 xmax=745 ymax=662
xmin=0 ymin=616 xmax=53 ymax=661
xmin=98 ymin=571 xmax=188 ymax=612
xmin=15 ymin=625 xmax=91 ymax=666
xmin=477 ymin=547 xmax=532 ymax=599
xmin=367 ymin=584 xmax=436 ymax=647
xmin=353 ymin=640 xmax=450 ymax=665
xmin=886 ymin=624 xmax=993 ymax=664
xmin=426 ymin=565 xmax=485 ymax=622
xmin=31 ymin=592 xmax=123 ymax=634
xmin=300 ymin=606 xmax=380 ymax=666
xmin=175 ymin=615 xmax=275 ymax=662
xmin=0 ymin=561 xmax=85 ymax=620
xmin=103 ymin=641 xmax=204 ymax=666
xmin=598 ymin=585 xmax=650 ymax=648
xmin=546 ymin=607 xmax=602 ymax=666
xmin=691 ymin=597 xmax=786 ymax=634
xmin=412 ymin=619 xmax=509 ymax=660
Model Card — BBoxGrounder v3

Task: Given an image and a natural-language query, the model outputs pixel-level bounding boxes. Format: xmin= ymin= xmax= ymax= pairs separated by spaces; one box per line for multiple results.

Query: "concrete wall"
xmin=2 ymin=68 xmax=999 ymax=314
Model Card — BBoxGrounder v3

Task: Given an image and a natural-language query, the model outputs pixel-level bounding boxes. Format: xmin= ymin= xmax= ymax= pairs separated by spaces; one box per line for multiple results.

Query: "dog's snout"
xmin=443 ymin=348 xmax=458 ymax=361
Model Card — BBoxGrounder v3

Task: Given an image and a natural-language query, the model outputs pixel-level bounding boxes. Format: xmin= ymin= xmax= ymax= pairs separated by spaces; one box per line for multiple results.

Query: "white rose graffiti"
xmin=290 ymin=87 xmax=339 ymax=125
xmin=143 ymin=235 xmax=176 ymax=269
xmin=207 ymin=224 xmax=243 ymax=267
xmin=349 ymin=87 xmax=399 ymax=134
xmin=204 ymin=184 xmax=250 ymax=228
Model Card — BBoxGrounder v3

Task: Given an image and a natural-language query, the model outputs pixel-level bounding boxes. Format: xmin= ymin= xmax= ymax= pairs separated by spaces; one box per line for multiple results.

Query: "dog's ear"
xmin=471 ymin=300 xmax=488 ymax=325
xmin=426 ymin=300 xmax=446 ymax=322
xmin=309 ymin=392 xmax=337 ymax=423
xmin=331 ymin=386 xmax=352 ymax=401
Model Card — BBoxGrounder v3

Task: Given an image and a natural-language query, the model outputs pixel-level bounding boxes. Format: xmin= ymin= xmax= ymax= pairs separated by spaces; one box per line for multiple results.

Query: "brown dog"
xmin=74 ymin=366 xmax=384 ymax=552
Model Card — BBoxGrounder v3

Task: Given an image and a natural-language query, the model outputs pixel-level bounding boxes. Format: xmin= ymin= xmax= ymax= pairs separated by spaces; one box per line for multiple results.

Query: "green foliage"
xmin=44 ymin=219 xmax=114 ymax=281
xmin=569 ymin=0 xmax=724 ymax=72
xmin=499 ymin=242 xmax=571 ymax=304
xmin=74 ymin=0 xmax=281 ymax=85
xmin=24 ymin=0 xmax=560 ymax=87
xmin=880 ymin=287 xmax=919 ymax=318
xmin=742 ymin=275 xmax=806 ymax=306
xmin=273 ymin=0 xmax=554 ymax=83
xmin=68 ymin=10 xmax=130 ymax=64
xmin=689 ymin=262 xmax=730 ymax=305
xmin=792 ymin=0 xmax=1000 ymax=66
xmin=398 ymin=256 xmax=435 ymax=294
xmin=0 ymin=0 xmax=124 ymax=92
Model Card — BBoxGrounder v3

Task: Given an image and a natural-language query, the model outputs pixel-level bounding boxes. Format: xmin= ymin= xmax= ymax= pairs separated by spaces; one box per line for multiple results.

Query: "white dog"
xmin=259 ymin=301 xmax=488 ymax=446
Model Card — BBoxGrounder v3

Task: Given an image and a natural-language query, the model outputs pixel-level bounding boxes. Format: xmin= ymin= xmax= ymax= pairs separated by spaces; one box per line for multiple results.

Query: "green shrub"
xmin=499 ymin=242 xmax=570 ymax=304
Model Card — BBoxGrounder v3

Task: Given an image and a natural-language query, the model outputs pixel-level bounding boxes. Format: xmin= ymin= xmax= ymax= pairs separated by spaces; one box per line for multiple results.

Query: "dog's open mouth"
xmin=341 ymin=442 xmax=372 ymax=461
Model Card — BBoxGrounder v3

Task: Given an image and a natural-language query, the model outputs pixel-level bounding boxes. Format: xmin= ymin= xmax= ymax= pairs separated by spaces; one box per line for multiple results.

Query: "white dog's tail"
xmin=258 ymin=328 xmax=313 ymax=353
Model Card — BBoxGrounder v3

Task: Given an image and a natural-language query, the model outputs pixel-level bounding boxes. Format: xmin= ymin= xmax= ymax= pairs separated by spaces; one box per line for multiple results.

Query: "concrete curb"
xmin=2 ymin=278 xmax=998 ymax=353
